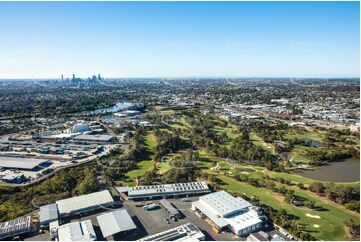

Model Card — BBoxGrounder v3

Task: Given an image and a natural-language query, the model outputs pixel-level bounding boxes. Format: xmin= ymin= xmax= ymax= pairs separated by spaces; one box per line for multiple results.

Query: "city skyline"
xmin=0 ymin=1 xmax=359 ymax=78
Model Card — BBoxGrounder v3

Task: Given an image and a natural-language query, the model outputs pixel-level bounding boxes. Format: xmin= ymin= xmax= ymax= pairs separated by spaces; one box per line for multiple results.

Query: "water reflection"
xmin=82 ymin=101 xmax=144 ymax=115
xmin=296 ymin=158 xmax=360 ymax=182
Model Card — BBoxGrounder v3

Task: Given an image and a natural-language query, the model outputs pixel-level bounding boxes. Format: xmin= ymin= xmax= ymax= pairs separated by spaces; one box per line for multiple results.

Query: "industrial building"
xmin=192 ymin=191 xmax=265 ymax=236
xmin=57 ymin=220 xmax=96 ymax=241
xmin=138 ymin=223 xmax=205 ymax=241
xmin=72 ymin=122 xmax=90 ymax=133
xmin=97 ymin=209 xmax=137 ymax=239
xmin=1 ymin=173 xmax=27 ymax=183
xmin=159 ymin=199 xmax=181 ymax=221
xmin=72 ymin=134 xmax=114 ymax=143
xmin=56 ymin=190 xmax=115 ymax=217
xmin=0 ymin=156 xmax=51 ymax=171
xmin=247 ymin=231 xmax=286 ymax=241
xmin=128 ymin=182 xmax=210 ymax=200
xmin=247 ymin=231 xmax=270 ymax=241
xmin=0 ymin=216 xmax=36 ymax=240
xmin=39 ymin=203 xmax=59 ymax=227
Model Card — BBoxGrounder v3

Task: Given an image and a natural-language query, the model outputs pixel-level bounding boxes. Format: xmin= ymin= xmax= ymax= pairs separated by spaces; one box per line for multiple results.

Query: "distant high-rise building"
xmin=72 ymin=74 xmax=75 ymax=81
xmin=98 ymin=74 xmax=101 ymax=81
xmin=61 ymin=74 xmax=64 ymax=81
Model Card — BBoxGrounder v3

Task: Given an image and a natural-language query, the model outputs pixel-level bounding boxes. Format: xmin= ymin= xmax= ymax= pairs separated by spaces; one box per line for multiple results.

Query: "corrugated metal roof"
xmin=56 ymin=190 xmax=114 ymax=215
xmin=128 ymin=182 xmax=209 ymax=198
xmin=1 ymin=173 xmax=24 ymax=180
xmin=0 ymin=156 xmax=50 ymax=170
xmin=226 ymin=210 xmax=262 ymax=232
xmin=115 ymin=186 xmax=129 ymax=193
xmin=192 ymin=200 xmax=229 ymax=228
xmin=73 ymin=134 xmax=113 ymax=141
xmin=39 ymin=203 xmax=58 ymax=224
xmin=57 ymin=220 xmax=96 ymax=241
xmin=97 ymin=209 xmax=136 ymax=238
xmin=199 ymin=190 xmax=252 ymax=217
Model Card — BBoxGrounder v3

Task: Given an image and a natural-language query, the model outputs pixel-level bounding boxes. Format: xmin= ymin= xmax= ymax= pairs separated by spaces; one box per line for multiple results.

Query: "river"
xmin=82 ymin=101 xmax=144 ymax=115
xmin=296 ymin=158 xmax=360 ymax=182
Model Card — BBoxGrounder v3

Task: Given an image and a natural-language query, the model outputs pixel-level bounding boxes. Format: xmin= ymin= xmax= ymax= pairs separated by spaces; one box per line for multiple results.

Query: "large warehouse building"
xmin=72 ymin=134 xmax=114 ymax=143
xmin=192 ymin=191 xmax=265 ymax=236
xmin=97 ymin=209 xmax=137 ymax=239
xmin=128 ymin=181 xmax=210 ymax=200
xmin=39 ymin=203 xmax=59 ymax=227
xmin=57 ymin=220 xmax=96 ymax=241
xmin=0 ymin=156 xmax=51 ymax=171
xmin=56 ymin=190 xmax=115 ymax=217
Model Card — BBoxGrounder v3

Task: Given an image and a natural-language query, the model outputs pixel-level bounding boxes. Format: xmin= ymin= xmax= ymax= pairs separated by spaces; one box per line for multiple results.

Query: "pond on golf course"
xmin=296 ymin=158 xmax=360 ymax=182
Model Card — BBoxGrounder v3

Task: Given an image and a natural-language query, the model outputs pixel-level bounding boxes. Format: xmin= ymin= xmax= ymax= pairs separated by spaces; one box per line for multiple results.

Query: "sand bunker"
xmin=313 ymin=224 xmax=320 ymax=228
xmin=306 ymin=213 xmax=321 ymax=219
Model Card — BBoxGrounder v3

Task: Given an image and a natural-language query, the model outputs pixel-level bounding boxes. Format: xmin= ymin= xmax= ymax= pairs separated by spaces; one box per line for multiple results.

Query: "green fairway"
xmin=125 ymin=160 xmax=154 ymax=179
xmin=214 ymin=125 xmax=239 ymax=139
xmin=285 ymin=129 xmax=325 ymax=142
xmin=217 ymin=175 xmax=359 ymax=241
xmin=158 ymin=161 xmax=172 ymax=174
xmin=250 ymin=132 xmax=276 ymax=154
xmin=157 ymin=153 xmax=179 ymax=174
xmin=145 ymin=131 xmax=157 ymax=152
xmin=124 ymin=131 xmax=157 ymax=183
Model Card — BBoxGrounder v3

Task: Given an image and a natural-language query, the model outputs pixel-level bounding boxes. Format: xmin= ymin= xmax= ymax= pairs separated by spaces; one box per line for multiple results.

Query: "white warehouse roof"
xmin=73 ymin=134 xmax=113 ymax=142
xmin=225 ymin=209 xmax=263 ymax=233
xmin=199 ymin=190 xmax=252 ymax=217
xmin=39 ymin=203 xmax=58 ymax=224
xmin=97 ymin=209 xmax=136 ymax=238
xmin=58 ymin=220 xmax=96 ymax=241
xmin=0 ymin=156 xmax=50 ymax=170
xmin=56 ymin=190 xmax=114 ymax=215
xmin=192 ymin=191 xmax=264 ymax=235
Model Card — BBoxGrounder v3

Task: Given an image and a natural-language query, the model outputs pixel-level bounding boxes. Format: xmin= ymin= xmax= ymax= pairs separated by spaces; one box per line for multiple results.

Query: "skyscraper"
xmin=72 ymin=74 xmax=75 ymax=81
xmin=98 ymin=74 xmax=101 ymax=81
xmin=61 ymin=74 xmax=64 ymax=81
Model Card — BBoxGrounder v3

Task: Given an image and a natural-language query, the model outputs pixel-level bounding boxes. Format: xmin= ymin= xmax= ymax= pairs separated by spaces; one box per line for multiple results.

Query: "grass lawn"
xmin=197 ymin=159 xmax=215 ymax=169
xmin=123 ymin=131 xmax=157 ymax=184
xmin=145 ymin=131 xmax=157 ymax=152
xmin=216 ymin=175 xmax=359 ymax=241
xmin=125 ymin=160 xmax=154 ymax=180
xmin=157 ymin=153 xmax=179 ymax=174
xmin=250 ymin=132 xmax=276 ymax=154
xmin=285 ymin=130 xmax=325 ymax=142
xmin=198 ymin=148 xmax=216 ymax=157
xmin=199 ymin=155 xmax=360 ymax=240
xmin=158 ymin=161 xmax=172 ymax=174
xmin=289 ymin=145 xmax=312 ymax=163
xmin=213 ymin=125 xmax=239 ymax=139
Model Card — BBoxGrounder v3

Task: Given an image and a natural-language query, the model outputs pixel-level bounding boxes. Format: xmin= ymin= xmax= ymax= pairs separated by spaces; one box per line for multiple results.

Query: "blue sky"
xmin=0 ymin=1 xmax=359 ymax=78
